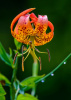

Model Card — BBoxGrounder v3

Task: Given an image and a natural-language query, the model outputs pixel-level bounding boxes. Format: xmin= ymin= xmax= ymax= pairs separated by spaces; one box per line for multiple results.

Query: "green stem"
xmin=35 ymin=53 xmax=71 ymax=83
xmin=30 ymin=50 xmax=38 ymax=96
xmin=10 ymin=57 xmax=18 ymax=100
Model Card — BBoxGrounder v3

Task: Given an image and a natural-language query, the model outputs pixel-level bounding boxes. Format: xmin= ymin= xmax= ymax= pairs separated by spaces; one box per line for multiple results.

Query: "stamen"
xmin=24 ymin=48 xmax=31 ymax=61
xmin=39 ymin=57 xmax=42 ymax=70
xmin=47 ymin=49 xmax=50 ymax=62
xmin=35 ymin=48 xmax=47 ymax=54
xmin=29 ymin=41 xmax=32 ymax=48
xmin=22 ymin=45 xmax=24 ymax=71
xmin=22 ymin=45 xmax=24 ymax=57
xmin=17 ymin=47 xmax=30 ymax=57
xmin=29 ymin=41 xmax=32 ymax=44
xmin=22 ymin=57 xmax=24 ymax=71
xmin=13 ymin=53 xmax=18 ymax=64
xmin=33 ymin=50 xmax=39 ymax=61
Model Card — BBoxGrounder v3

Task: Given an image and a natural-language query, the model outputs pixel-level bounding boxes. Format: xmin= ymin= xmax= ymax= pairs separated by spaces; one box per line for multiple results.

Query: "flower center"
xmin=30 ymin=36 xmax=35 ymax=49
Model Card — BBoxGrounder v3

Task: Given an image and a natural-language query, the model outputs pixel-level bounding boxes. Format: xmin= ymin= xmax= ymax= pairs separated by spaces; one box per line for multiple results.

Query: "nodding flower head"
xmin=11 ymin=8 xmax=54 ymax=71
xmin=11 ymin=8 xmax=54 ymax=47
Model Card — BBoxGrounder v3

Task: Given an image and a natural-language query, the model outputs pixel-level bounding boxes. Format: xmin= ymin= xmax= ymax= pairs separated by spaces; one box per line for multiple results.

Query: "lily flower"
xmin=11 ymin=8 xmax=54 ymax=46
xmin=11 ymin=8 xmax=54 ymax=71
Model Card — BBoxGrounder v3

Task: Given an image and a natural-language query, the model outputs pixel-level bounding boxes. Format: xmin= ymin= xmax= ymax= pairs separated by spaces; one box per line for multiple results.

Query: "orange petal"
xmin=11 ymin=14 xmax=33 ymax=44
xmin=48 ymin=21 xmax=54 ymax=31
xmin=34 ymin=15 xmax=48 ymax=36
xmin=11 ymin=8 xmax=35 ymax=35
xmin=34 ymin=21 xmax=54 ymax=46
xmin=14 ymin=14 xmax=33 ymax=35
xmin=30 ymin=13 xmax=38 ymax=25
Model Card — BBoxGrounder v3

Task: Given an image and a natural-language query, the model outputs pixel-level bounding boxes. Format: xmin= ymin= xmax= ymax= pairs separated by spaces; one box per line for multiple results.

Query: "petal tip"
xmin=31 ymin=8 xmax=36 ymax=10
xmin=30 ymin=8 xmax=36 ymax=11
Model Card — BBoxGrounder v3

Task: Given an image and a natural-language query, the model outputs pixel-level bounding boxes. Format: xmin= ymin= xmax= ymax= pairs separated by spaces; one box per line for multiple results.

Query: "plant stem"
xmin=30 ymin=50 xmax=38 ymax=96
xmin=10 ymin=57 xmax=18 ymax=100
xmin=35 ymin=53 xmax=71 ymax=83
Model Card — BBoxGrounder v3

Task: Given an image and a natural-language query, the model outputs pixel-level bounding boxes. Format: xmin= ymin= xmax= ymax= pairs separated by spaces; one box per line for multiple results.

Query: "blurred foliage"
xmin=17 ymin=93 xmax=38 ymax=100
xmin=0 ymin=83 xmax=6 ymax=100
xmin=0 ymin=73 xmax=11 ymax=86
xmin=0 ymin=42 xmax=14 ymax=68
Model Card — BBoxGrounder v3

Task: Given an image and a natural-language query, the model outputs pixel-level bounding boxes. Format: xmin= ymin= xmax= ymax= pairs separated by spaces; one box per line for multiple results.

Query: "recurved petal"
xmin=14 ymin=14 xmax=33 ymax=35
xmin=34 ymin=15 xmax=48 ymax=36
xmin=11 ymin=14 xmax=33 ymax=44
xmin=30 ymin=13 xmax=38 ymax=25
xmin=37 ymin=15 xmax=48 ymax=25
xmin=34 ymin=21 xmax=54 ymax=46
xmin=34 ymin=31 xmax=54 ymax=46
xmin=11 ymin=8 xmax=35 ymax=32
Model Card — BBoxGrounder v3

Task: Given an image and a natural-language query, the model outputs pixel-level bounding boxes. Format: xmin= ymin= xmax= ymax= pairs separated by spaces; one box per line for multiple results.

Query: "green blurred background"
xmin=0 ymin=0 xmax=71 ymax=99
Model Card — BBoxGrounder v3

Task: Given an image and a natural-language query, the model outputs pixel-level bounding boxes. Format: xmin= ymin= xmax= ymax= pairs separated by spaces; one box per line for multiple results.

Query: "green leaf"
xmin=0 ymin=42 xmax=14 ymax=68
xmin=0 ymin=96 xmax=5 ymax=100
xmin=14 ymin=38 xmax=22 ymax=50
xmin=9 ymin=48 xmax=12 ymax=58
xmin=0 ymin=83 xmax=6 ymax=96
xmin=0 ymin=73 xmax=11 ymax=86
xmin=20 ymin=75 xmax=45 ymax=91
xmin=17 ymin=93 xmax=38 ymax=100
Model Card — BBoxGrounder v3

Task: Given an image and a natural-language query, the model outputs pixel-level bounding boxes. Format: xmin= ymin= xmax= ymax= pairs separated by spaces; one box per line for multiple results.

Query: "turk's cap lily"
xmin=11 ymin=8 xmax=54 ymax=46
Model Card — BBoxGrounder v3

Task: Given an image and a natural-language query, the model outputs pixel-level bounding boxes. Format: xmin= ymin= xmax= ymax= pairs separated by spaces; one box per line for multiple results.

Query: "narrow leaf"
xmin=14 ymin=38 xmax=22 ymax=50
xmin=0 ymin=42 xmax=14 ymax=68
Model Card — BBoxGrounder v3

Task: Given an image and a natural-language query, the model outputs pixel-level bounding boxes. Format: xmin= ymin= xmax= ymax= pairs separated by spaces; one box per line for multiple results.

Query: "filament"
xmin=47 ymin=49 xmax=50 ymax=62
xmin=35 ymin=48 xmax=47 ymax=54
xmin=13 ymin=52 xmax=18 ymax=64
xmin=18 ymin=47 xmax=30 ymax=57
xmin=39 ymin=57 xmax=42 ymax=70
xmin=33 ymin=49 xmax=39 ymax=61
xmin=24 ymin=48 xmax=31 ymax=61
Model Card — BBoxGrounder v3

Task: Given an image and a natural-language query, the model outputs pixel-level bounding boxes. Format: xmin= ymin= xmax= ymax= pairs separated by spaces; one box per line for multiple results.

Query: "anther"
xmin=29 ymin=41 xmax=32 ymax=44
xmin=39 ymin=57 xmax=42 ymax=70
xmin=47 ymin=49 xmax=50 ymax=62
xmin=22 ymin=45 xmax=24 ymax=71
xmin=22 ymin=57 xmax=24 ymax=71
xmin=22 ymin=45 xmax=24 ymax=57
xmin=13 ymin=52 xmax=18 ymax=64
xmin=29 ymin=41 xmax=32 ymax=48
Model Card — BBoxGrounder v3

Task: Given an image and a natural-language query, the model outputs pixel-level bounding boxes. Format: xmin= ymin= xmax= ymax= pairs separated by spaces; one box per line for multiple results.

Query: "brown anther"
xmin=36 ymin=34 xmax=39 ymax=37
xmin=13 ymin=52 xmax=18 ymax=64
xmin=29 ymin=41 xmax=32 ymax=48
xmin=47 ymin=49 xmax=50 ymax=62
xmin=29 ymin=41 xmax=32 ymax=44
xmin=39 ymin=57 xmax=42 ymax=70
xmin=22 ymin=57 xmax=24 ymax=71
xmin=22 ymin=45 xmax=24 ymax=57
